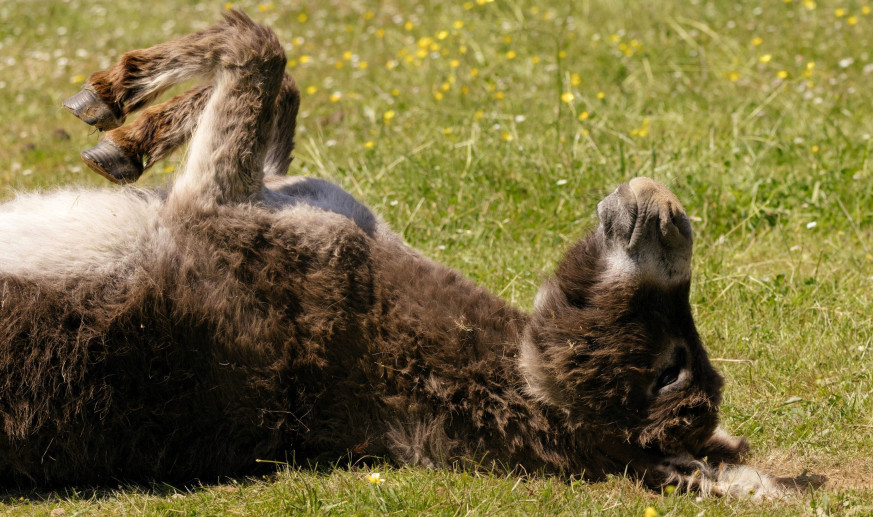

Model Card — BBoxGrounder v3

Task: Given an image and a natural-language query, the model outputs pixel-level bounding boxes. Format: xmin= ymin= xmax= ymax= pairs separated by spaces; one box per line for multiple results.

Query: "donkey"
xmin=0 ymin=11 xmax=816 ymax=497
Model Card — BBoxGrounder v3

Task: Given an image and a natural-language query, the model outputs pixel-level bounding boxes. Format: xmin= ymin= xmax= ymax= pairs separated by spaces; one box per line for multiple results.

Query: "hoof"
xmin=81 ymin=140 xmax=143 ymax=184
xmin=63 ymin=88 xmax=123 ymax=131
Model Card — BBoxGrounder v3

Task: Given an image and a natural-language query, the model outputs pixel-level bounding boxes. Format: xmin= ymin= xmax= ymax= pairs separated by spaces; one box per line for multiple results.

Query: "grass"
xmin=1 ymin=0 xmax=872 ymax=514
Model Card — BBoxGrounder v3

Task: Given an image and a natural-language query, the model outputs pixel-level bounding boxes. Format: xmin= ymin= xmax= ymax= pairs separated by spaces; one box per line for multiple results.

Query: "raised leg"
xmin=64 ymin=11 xmax=287 ymax=205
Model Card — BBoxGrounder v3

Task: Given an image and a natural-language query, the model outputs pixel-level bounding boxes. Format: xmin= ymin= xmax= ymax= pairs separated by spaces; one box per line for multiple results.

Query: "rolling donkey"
xmin=0 ymin=11 xmax=817 ymax=497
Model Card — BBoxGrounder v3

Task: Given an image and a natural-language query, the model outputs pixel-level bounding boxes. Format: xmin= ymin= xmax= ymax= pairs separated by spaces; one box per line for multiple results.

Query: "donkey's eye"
xmin=656 ymin=366 xmax=680 ymax=390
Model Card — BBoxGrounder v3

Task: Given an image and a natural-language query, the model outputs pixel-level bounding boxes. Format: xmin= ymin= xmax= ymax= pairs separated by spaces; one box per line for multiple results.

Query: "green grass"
xmin=1 ymin=0 xmax=872 ymax=514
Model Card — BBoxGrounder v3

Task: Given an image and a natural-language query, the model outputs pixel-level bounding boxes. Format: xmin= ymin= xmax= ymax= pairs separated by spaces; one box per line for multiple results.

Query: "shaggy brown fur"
xmin=1 ymin=11 xmax=793 ymax=494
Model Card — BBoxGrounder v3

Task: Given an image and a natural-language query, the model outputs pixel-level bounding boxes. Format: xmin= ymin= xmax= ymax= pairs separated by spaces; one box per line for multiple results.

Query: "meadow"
xmin=1 ymin=0 xmax=872 ymax=514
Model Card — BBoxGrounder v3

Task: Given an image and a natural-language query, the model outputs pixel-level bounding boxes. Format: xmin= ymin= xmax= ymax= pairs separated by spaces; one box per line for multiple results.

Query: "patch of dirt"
xmin=749 ymin=450 xmax=873 ymax=492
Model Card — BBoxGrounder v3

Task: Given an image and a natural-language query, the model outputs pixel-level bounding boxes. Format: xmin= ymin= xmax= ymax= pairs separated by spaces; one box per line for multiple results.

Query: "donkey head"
xmin=520 ymin=178 xmax=737 ymax=469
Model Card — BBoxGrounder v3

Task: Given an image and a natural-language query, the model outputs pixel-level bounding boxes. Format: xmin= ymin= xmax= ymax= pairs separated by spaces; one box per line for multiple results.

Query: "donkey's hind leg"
xmin=80 ymin=72 xmax=300 ymax=185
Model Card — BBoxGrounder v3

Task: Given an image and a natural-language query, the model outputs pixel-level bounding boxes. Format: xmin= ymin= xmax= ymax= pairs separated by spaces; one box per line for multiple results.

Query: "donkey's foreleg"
xmin=167 ymin=11 xmax=286 ymax=208
xmin=81 ymin=72 xmax=299 ymax=185
xmin=63 ymin=13 xmax=258 ymax=131
xmin=263 ymin=73 xmax=301 ymax=177
xmin=82 ymin=85 xmax=210 ymax=184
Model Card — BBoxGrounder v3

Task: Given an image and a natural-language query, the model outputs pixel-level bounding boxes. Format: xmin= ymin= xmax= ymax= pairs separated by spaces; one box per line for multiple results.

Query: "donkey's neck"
xmin=374 ymin=239 xmax=581 ymax=472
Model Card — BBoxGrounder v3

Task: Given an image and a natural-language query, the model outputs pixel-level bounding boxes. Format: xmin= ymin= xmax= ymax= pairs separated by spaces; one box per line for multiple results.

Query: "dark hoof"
xmin=81 ymin=140 xmax=143 ymax=184
xmin=63 ymin=88 xmax=123 ymax=131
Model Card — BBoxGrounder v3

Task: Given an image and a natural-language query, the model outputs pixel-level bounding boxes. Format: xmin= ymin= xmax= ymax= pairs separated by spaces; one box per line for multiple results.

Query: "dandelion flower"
xmin=300 ymin=55 xmax=310 ymax=64
xmin=863 ymin=6 xmax=871 ymax=15
xmin=434 ymin=91 xmax=444 ymax=100
xmin=364 ymin=11 xmax=374 ymax=20
xmin=224 ymin=2 xmax=234 ymax=9
xmin=329 ymin=92 xmax=342 ymax=102
xmin=644 ymin=507 xmax=659 ymax=517
xmin=558 ymin=50 xmax=567 ymax=59
xmin=728 ymin=71 xmax=740 ymax=82
xmin=777 ymin=70 xmax=788 ymax=79
xmin=470 ymin=68 xmax=479 ymax=77
xmin=578 ymin=111 xmax=589 ymax=121
xmin=596 ymin=91 xmax=606 ymax=99
xmin=803 ymin=0 xmax=816 ymax=9
xmin=506 ymin=50 xmax=517 ymax=59
xmin=531 ymin=56 xmax=540 ymax=64
xmin=561 ymin=92 xmax=575 ymax=103
xmin=443 ymin=128 xmax=452 ymax=135
xmin=376 ymin=28 xmax=386 ymax=38
xmin=297 ymin=12 xmax=307 ymax=22
xmin=494 ymin=91 xmax=504 ymax=100
xmin=751 ymin=37 xmax=763 ymax=46
xmin=501 ymin=131 xmax=513 ymax=141
xmin=404 ymin=21 xmax=414 ymax=30
xmin=391 ymin=89 xmax=400 ymax=96
xmin=437 ymin=30 xmax=449 ymax=40
xmin=571 ymin=73 xmax=581 ymax=86
xmin=450 ymin=59 xmax=460 ymax=67
xmin=366 ymin=472 xmax=385 ymax=485
xmin=305 ymin=85 xmax=317 ymax=95
xmin=454 ymin=20 xmax=464 ymax=29
xmin=811 ymin=145 xmax=819 ymax=153
xmin=359 ymin=61 xmax=368 ymax=69
xmin=759 ymin=54 xmax=772 ymax=63
xmin=848 ymin=15 xmax=858 ymax=25
xmin=383 ymin=110 xmax=396 ymax=122
xmin=835 ymin=7 xmax=846 ymax=17
xmin=474 ymin=110 xmax=484 ymax=121
xmin=364 ymin=141 xmax=374 ymax=149
xmin=163 ymin=165 xmax=175 ymax=173
xmin=70 ymin=74 xmax=85 ymax=84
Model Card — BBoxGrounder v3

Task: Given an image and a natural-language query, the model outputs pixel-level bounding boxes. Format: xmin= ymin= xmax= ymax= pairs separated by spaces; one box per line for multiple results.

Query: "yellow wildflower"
xmin=777 ymin=70 xmax=788 ymax=79
xmin=224 ymin=2 xmax=234 ymax=9
xmin=470 ymin=68 xmax=479 ymax=77
xmin=365 ymin=472 xmax=385 ymax=485
xmin=863 ymin=6 xmax=871 ymax=15
xmin=437 ymin=30 xmax=449 ymax=40
xmin=391 ymin=89 xmax=399 ymax=96
xmin=501 ymin=131 xmax=513 ymax=141
xmin=531 ymin=56 xmax=541 ymax=64
xmin=835 ymin=7 xmax=846 ymax=17
xmin=759 ymin=54 xmax=772 ymax=63
xmin=450 ymin=59 xmax=460 ymax=67
xmin=848 ymin=15 xmax=858 ymax=24
xmin=163 ymin=165 xmax=175 ymax=173
xmin=494 ymin=91 xmax=504 ymax=100
xmin=383 ymin=110 xmax=396 ymax=122
xmin=728 ymin=71 xmax=740 ymax=82
xmin=578 ymin=111 xmax=589 ymax=121
xmin=506 ymin=50 xmax=517 ymax=59
xmin=305 ymin=85 xmax=317 ymax=95
xmin=297 ymin=12 xmax=307 ymax=22
xmin=561 ymin=92 xmax=574 ymax=103
xmin=571 ymin=73 xmax=581 ymax=86
xmin=364 ymin=141 xmax=374 ymax=149
xmin=404 ymin=21 xmax=414 ymax=30
xmin=329 ymin=92 xmax=341 ymax=102
xmin=434 ymin=91 xmax=443 ymax=100
xmin=803 ymin=0 xmax=816 ymax=9
xmin=376 ymin=28 xmax=386 ymax=38
xmin=558 ymin=50 xmax=567 ymax=59
xmin=751 ymin=37 xmax=763 ymax=46
xmin=300 ymin=55 xmax=310 ymax=64
xmin=644 ymin=507 xmax=659 ymax=517
xmin=812 ymin=145 xmax=819 ymax=153
xmin=443 ymin=128 xmax=452 ymax=135
xmin=454 ymin=20 xmax=464 ymax=29
xmin=70 ymin=74 xmax=85 ymax=84
xmin=596 ymin=91 xmax=606 ymax=99
xmin=359 ymin=61 xmax=368 ymax=70
xmin=258 ymin=2 xmax=274 ymax=13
